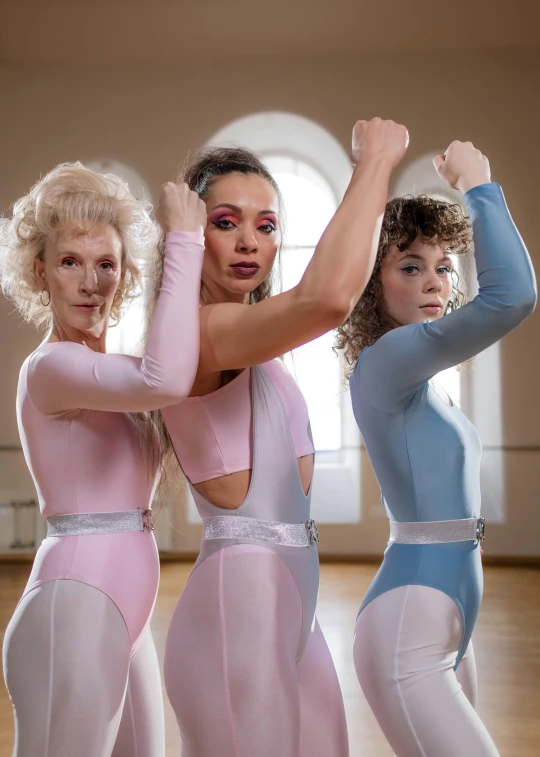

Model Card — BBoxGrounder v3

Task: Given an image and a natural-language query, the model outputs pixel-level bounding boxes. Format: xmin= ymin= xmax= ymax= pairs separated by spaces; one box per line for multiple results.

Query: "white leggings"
xmin=354 ymin=585 xmax=500 ymax=757
xmin=165 ymin=545 xmax=349 ymax=757
xmin=2 ymin=579 xmax=164 ymax=757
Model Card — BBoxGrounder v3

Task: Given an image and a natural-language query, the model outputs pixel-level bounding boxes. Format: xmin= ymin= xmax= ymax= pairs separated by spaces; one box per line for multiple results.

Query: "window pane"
xmin=268 ymin=157 xmax=341 ymax=452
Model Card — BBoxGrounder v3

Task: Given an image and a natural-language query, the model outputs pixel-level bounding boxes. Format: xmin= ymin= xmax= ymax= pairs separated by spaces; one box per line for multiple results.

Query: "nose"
xmin=424 ymin=269 xmax=443 ymax=293
xmin=79 ymin=266 xmax=98 ymax=295
xmin=236 ymin=224 xmax=258 ymax=253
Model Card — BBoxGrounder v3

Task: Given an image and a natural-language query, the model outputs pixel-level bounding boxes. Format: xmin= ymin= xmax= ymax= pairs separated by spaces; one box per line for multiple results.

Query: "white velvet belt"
xmin=203 ymin=515 xmax=319 ymax=548
xmin=46 ymin=509 xmax=155 ymax=537
xmin=389 ymin=517 xmax=485 ymax=545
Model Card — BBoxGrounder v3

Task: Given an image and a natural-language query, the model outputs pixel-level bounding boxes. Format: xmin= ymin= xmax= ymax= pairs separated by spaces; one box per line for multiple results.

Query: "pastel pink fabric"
xmin=162 ymin=359 xmax=314 ymax=484
xmin=16 ymin=231 xmax=204 ymax=649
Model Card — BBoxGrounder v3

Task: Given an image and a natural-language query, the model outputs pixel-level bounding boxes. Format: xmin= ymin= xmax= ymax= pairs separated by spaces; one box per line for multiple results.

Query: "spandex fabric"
xmin=163 ymin=363 xmax=349 ymax=757
xmin=3 ymin=231 xmax=204 ymax=757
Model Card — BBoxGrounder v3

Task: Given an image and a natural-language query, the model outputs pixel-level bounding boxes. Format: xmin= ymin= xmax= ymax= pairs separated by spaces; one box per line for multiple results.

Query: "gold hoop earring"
xmin=40 ymin=289 xmax=50 ymax=307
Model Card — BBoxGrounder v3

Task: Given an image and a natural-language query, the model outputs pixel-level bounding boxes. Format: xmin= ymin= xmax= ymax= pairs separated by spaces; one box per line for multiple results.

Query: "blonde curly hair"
xmin=0 ymin=162 xmax=159 ymax=329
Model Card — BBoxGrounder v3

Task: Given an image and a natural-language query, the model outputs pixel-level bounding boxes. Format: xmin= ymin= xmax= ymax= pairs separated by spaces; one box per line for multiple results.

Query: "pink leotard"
xmin=162 ymin=361 xmax=350 ymax=756
xmin=17 ymin=231 xmax=204 ymax=651
xmin=162 ymin=358 xmax=314 ymax=483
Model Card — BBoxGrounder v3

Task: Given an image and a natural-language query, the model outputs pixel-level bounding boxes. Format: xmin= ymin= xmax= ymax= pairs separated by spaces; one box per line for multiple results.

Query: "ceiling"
xmin=1 ymin=0 xmax=539 ymax=63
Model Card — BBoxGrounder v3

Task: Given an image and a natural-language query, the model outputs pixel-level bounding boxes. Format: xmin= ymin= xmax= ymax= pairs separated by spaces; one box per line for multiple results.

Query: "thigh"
xmin=165 ymin=545 xmax=303 ymax=757
xmin=112 ymin=625 xmax=165 ymax=757
xmin=354 ymin=585 xmax=499 ymax=757
xmin=298 ymin=619 xmax=349 ymax=757
xmin=3 ymin=579 xmax=131 ymax=757
xmin=456 ymin=642 xmax=478 ymax=708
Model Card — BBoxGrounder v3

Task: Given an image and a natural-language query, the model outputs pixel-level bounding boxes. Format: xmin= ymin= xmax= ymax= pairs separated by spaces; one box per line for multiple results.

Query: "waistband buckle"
xmin=305 ymin=519 xmax=319 ymax=544
xmin=141 ymin=509 xmax=155 ymax=532
xmin=476 ymin=517 xmax=485 ymax=542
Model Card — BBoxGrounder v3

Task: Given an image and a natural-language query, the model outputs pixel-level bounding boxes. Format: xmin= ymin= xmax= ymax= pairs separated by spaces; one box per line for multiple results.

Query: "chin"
xmin=227 ymin=276 xmax=267 ymax=296
xmin=71 ymin=314 xmax=107 ymax=335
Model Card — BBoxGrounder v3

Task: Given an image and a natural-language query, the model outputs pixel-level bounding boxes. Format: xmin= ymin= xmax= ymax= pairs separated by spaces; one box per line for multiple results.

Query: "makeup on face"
xmin=201 ymin=173 xmax=281 ymax=301
xmin=208 ymin=204 xmax=278 ymax=233
xmin=381 ymin=241 xmax=454 ymax=326
xmin=41 ymin=224 xmax=123 ymax=335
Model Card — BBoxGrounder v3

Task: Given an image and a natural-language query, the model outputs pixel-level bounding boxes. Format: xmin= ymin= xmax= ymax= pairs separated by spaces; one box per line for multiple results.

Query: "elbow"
xmin=512 ymin=285 xmax=537 ymax=321
xmin=310 ymin=293 xmax=351 ymax=329
xmin=500 ymin=289 xmax=537 ymax=328
xmin=143 ymin=364 xmax=197 ymax=407
xmin=159 ymin=373 xmax=197 ymax=406
xmin=523 ymin=285 xmax=538 ymax=316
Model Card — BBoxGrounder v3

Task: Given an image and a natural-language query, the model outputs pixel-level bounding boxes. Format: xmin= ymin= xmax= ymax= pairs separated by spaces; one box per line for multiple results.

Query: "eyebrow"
xmin=399 ymin=251 xmax=452 ymax=262
xmin=211 ymin=203 xmax=277 ymax=216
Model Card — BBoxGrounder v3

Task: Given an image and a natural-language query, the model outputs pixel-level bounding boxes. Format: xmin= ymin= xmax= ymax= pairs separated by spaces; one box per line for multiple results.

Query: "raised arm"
xmin=354 ymin=142 xmax=537 ymax=411
xmin=28 ymin=185 xmax=206 ymax=414
xmin=198 ymin=118 xmax=409 ymax=373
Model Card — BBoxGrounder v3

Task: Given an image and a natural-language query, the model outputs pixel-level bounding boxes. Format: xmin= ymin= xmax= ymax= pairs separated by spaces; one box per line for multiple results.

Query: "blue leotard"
xmin=350 ymin=183 xmax=536 ymax=668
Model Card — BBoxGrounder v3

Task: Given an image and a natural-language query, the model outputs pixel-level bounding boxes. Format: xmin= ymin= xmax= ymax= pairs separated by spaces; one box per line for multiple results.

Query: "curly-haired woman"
xmin=1 ymin=164 xmax=205 ymax=757
xmin=336 ymin=141 xmax=536 ymax=756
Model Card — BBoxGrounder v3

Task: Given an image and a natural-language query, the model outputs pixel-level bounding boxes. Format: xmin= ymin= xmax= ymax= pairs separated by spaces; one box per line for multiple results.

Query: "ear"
xmin=33 ymin=256 xmax=47 ymax=289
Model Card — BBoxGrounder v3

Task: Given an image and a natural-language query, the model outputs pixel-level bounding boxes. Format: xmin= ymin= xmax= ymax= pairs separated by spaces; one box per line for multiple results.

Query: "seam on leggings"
xmin=218 ymin=549 xmax=241 ymax=757
xmin=394 ymin=584 xmax=427 ymax=757
xmin=261 ymin=546 xmax=305 ymax=663
xmin=126 ymin=680 xmax=137 ymax=757
xmin=44 ymin=581 xmax=59 ymax=757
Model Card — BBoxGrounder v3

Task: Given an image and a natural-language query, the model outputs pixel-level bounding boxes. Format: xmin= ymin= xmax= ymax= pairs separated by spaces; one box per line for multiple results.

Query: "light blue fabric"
xmin=351 ymin=183 xmax=536 ymax=668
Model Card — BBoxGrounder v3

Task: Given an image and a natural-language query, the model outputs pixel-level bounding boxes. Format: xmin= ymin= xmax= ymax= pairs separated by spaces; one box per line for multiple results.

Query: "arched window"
xmin=393 ymin=153 xmax=505 ymax=522
xmin=198 ymin=112 xmax=361 ymax=525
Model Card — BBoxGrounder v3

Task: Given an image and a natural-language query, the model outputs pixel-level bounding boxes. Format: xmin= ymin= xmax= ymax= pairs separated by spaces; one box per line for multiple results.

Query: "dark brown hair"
xmin=181 ymin=145 xmax=284 ymax=304
xmin=148 ymin=146 xmax=284 ymax=498
xmin=335 ymin=195 xmax=472 ymax=374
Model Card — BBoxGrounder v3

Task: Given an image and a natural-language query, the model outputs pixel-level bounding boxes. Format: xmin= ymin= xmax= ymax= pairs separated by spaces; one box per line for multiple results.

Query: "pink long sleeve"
xmin=26 ymin=231 xmax=204 ymax=414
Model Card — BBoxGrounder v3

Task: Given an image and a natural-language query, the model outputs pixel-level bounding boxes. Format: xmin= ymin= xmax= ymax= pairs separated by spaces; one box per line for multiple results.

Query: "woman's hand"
xmin=433 ymin=141 xmax=491 ymax=194
xmin=351 ymin=117 xmax=409 ymax=169
xmin=156 ymin=182 xmax=207 ymax=235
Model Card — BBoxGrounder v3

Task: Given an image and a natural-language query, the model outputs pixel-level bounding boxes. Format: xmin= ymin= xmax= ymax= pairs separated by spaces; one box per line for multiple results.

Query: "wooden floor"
xmin=1 ymin=562 xmax=539 ymax=756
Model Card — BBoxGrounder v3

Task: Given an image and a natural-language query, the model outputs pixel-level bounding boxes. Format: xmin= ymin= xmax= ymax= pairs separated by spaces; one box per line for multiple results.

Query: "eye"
xmin=437 ymin=265 xmax=452 ymax=275
xmin=61 ymin=257 xmax=77 ymax=267
xmin=213 ymin=219 xmax=237 ymax=230
xmin=100 ymin=261 xmax=115 ymax=271
xmin=401 ymin=265 xmax=419 ymax=274
xmin=257 ymin=223 xmax=277 ymax=235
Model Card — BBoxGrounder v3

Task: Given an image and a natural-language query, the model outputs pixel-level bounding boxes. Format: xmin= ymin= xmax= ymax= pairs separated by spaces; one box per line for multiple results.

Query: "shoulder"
xmin=352 ymin=324 xmax=421 ymax=380
xmin=27 ymin=342 xmax=90 ymax=379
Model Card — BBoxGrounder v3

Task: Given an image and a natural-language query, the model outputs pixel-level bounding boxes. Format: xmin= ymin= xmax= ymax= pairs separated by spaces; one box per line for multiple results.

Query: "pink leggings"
xmin=164 ymin=545 xmax=349 ymax=757
xmin=354 ymin=584 xmax=500 ymax=757
xmin=3 ymin=579 xmax=164 ymax=757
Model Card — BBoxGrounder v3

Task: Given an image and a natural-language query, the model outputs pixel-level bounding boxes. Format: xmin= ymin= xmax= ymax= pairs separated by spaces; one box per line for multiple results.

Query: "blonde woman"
xmin=1 ymin=164 xmax=205 ymax=757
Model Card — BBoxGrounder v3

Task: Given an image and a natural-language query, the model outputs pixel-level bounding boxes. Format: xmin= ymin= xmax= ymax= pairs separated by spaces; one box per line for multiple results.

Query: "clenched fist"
xmin=351 ymin=118 xmax=409 ymax=169
xmin=156 ymin=182 xmax=207 ymax=234
xmin=433 ymin=141 xmax=491 ymax=195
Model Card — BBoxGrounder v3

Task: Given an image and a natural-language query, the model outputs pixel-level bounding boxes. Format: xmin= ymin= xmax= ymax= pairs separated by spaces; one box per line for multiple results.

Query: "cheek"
xmin=258 ymin=236 xmax=279 ymax=269
xmin=203 ymin=229 xmax=235 ymax=267
xmin=382 ymin=270 xmax=416 ymax=307
xmin=99 ymin=271 xmax=122 ymax=299
xmin=442 ymin=277 xmax=453 ymax=303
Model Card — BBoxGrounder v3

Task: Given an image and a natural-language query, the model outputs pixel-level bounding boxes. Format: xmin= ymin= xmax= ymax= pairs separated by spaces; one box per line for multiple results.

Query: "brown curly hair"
xmin=335 ymin=195 xmax=472 ymax=374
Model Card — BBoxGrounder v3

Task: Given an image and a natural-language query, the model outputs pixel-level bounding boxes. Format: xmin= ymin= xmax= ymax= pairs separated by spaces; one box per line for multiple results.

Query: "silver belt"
xmin=46 ymin=508 xmax=156 ymax=537
xmin=203 ymin=515 xmax=320 ymax=548
xmin=389 ymin=517 xmax=485 ymax=545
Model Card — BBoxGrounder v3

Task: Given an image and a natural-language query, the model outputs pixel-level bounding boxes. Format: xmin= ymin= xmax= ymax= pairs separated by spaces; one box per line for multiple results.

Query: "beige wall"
xmin=1 ymin=48 xmax=539 ymax=555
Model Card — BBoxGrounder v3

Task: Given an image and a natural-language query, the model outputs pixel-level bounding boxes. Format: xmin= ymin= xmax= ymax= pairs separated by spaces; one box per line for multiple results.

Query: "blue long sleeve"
xmin=353 ymin=183 xmax=537 ymax=412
